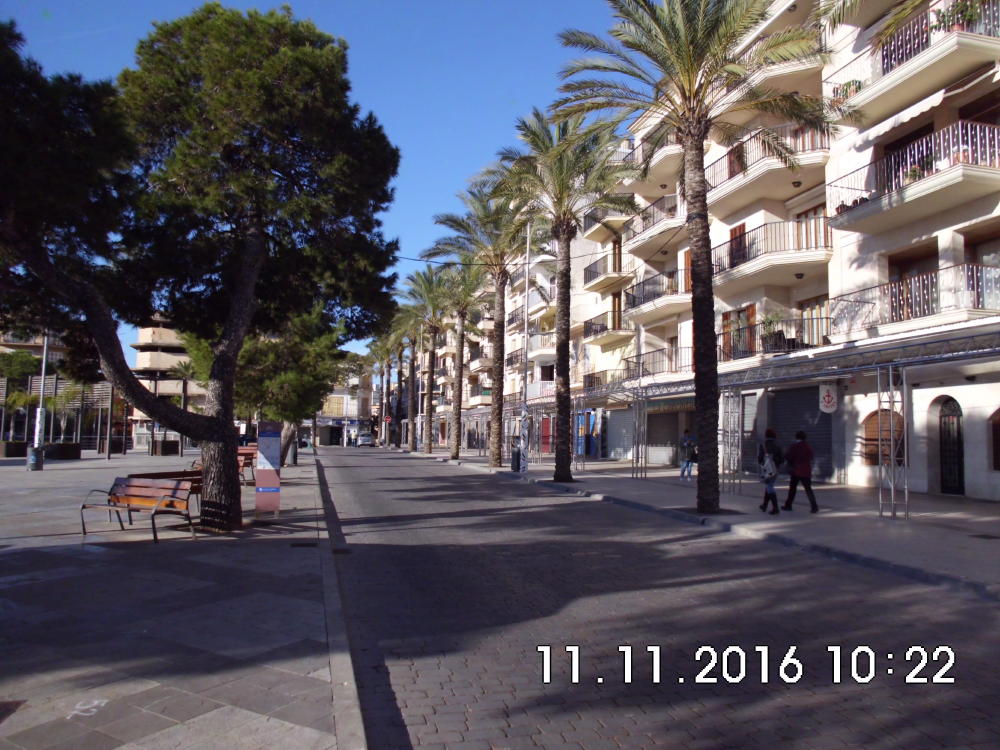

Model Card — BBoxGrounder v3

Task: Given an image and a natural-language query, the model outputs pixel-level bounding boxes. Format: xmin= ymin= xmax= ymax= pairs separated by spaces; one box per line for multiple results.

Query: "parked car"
xmin=356 ymin=433 xmax=374 ymax=447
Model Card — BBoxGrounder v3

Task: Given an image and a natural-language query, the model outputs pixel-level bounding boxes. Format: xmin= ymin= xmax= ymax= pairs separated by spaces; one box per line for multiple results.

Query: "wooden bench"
xmin=81 ymin=477 xmax=196 ymax=543
xmin=128 ymin=470 xmax=203 ymax=514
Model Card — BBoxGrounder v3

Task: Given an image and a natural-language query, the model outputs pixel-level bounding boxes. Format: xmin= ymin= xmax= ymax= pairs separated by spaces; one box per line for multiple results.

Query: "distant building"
xmin=315 ymin=374 xmax=372 ymax=446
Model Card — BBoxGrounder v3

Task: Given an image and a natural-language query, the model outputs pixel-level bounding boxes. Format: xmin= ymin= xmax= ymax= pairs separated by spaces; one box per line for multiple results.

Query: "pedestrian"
xmin=783 ymin=430 xmax=819 ymax=513
xmin=679 ymin=429 xmax=696 ymax=481
xmin=757 ymin=428 xmax=783 ymax=515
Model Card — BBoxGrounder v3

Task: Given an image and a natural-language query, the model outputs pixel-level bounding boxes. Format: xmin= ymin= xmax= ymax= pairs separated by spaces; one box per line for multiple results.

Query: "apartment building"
xmin=317 ymin=374 xmax=372 ymax=446
xmin=444 ymin=0 xmax=1000 ymax=504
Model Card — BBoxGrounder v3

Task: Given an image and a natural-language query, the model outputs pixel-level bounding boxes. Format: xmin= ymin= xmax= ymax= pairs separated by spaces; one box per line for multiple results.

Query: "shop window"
xmin=861 ymin=409 xmax=905 ymax=466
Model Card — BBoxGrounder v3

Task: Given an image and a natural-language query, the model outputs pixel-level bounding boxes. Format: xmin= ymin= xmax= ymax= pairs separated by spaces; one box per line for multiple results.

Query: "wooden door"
xmin=939 ymin=398 xmax=965 ymax=495
xmin=729 ymin=224 xmax=747 ymax=269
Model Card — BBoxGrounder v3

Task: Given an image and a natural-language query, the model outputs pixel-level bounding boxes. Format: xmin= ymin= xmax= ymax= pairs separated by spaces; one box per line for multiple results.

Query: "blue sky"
xmin=3 ymin=0 xmax=616 ymax=362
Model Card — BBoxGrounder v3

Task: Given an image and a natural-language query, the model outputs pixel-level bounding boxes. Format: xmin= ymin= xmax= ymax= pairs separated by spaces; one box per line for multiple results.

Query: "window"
xmin=861 ymin=410 xmax=904 ymax=466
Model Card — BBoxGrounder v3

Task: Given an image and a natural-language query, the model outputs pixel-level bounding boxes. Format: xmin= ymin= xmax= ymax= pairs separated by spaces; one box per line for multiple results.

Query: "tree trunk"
xmin=394 ymin=345 xmax=404 ymax=448
xmin=424 ymin=328 xmax=437 ymax=454
xmin=383 ymin=357 xmax=392 ymax=447
xmin=683 ymin=134 xmax=720 ymax=513
xmin=553 ymin=230 xmax=574 ymax=482
xmin=489 ymin=274 xmax=507 ymax=467
xmin=407 ymin=340 xmax=418 ymax=451
xmin=450 ymin=314 xmax=467 ymax=460
xmin=279 ymin=420 xmax=297 ymax=466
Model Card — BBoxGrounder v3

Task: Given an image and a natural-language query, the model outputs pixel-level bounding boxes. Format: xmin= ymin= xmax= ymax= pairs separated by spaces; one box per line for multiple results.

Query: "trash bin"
xmin=26 ymin=445 xmax=43 ymax=471
xmin=511 ymin=447 xmax=521 ymax=472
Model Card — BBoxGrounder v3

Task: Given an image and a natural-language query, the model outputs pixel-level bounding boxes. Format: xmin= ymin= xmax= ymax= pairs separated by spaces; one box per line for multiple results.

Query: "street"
xmin=318 ymin=446 xmax=1000 ymax=750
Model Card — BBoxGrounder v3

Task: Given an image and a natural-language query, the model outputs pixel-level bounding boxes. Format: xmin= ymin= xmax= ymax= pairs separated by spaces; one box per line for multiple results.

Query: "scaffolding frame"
xmin=720 ymin=388 xmax=743 ymax=495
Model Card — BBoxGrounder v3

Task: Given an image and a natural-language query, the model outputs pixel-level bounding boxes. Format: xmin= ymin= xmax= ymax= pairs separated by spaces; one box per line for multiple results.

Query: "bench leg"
xmin=114 ymin=508 xmax=125 ymax=531
xmin=150 ymin=512 xmax=159 ymax=544
xmin=81 ymin=506 xmax=88 ymax=536
xmin=186 ymin=513 xmax=197 ymax=540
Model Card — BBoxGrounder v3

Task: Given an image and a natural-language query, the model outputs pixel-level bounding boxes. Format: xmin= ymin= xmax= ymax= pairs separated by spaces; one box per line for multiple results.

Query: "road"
xmin=317 ymin=446 xmax=1000 ymax=750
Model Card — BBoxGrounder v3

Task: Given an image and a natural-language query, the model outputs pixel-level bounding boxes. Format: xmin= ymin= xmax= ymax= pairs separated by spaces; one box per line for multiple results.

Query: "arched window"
xmin=860 ymin=410 xmax=905 ymax=466
xmin=991 ymin=408 xmax=1000 ymax=471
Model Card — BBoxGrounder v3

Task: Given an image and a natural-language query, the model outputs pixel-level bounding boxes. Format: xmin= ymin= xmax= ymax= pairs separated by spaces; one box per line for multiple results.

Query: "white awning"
xmin=855 ymin=90 xmax=945 ymax=148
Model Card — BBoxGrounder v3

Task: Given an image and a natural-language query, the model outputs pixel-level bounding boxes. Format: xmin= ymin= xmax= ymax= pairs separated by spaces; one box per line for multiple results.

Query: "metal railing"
xmin=711 ymin=219 xmax=832 ymax=274
xmin=622 ymin=122 xmax=678 ymax=165
xmin=527 ymin=381 xmax=555 ymax=400
xmin=823 ymin=0 xmax=1000 ymax=101
xmin=583 ymin=370 xmax=627 ymax=389
xmin=704 ymin=125 xmax=829 ymax=190
xmin=828 ymin=120 xmax=1000 ymax=215
xmin=583 ymin=311 xmax=629 ymax=339
xmin=505 ymin=348 xmax=525 ymax=368
xmin=717 ymin=317 xmax=831 ymax=362
xmin=527 ymin=284 xmax=556 ymax=310
xmin=624 ymin=270 xmax=681 ymax=310
xmin=621 ymin=194 xmax=683 ymax=244
xmin=624 ymin=347 xmax=693 ymax=378
xmin=506 ymin=309 xmax=525 ymax=328
xmin=583 ymin=253 xmax=631 ymax=284
xmin=469 ymin=384 xmax=493 ymax=398
xmin=830 ymin=264 xmax=1000 ymax=334
xmin=509 ymin=267 xmax=526 ymax=288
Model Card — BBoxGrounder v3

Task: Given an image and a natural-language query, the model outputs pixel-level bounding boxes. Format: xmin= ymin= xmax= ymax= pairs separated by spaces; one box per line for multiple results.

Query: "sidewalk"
xmin=0 ymin=450 xmax=359 ymax=750
xmin=392 ymin=446 xmax=1000 ymax=602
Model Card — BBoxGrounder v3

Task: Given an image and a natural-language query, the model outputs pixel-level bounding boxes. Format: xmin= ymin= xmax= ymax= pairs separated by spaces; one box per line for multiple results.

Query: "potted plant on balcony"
xmin=903 ymin=165 xmax=925 ymax=185
xmin=931 ymin=0 xmax=981 ymax=32
xmin=761 ymin=311 xmax=787 ymax=353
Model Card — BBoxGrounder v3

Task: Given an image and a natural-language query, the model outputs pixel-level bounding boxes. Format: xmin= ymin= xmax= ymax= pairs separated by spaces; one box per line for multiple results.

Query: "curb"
xmin=401 ymin=450 xmax=1000 ymax=604
xmin=311 ymin=453 xmax=368 ymax=750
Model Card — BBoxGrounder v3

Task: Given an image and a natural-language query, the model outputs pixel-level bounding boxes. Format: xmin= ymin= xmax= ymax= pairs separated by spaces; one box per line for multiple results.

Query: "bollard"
xmin=26 ymin=446 xmax=44 ymax=471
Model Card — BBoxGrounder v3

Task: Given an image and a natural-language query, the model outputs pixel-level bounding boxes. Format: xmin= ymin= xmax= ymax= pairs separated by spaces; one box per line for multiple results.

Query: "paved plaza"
xmin=2 ymin=446 xmax=1000 ymax=749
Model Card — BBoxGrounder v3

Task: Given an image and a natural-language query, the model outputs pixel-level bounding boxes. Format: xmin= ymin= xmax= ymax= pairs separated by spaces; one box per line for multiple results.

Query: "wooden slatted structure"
xmin=81 ymin=477 xmax=195 ymax=543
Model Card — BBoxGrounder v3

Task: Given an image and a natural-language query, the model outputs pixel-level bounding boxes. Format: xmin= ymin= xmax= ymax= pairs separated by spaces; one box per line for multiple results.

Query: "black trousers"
xmin=785 ymin=475 xmax=817 ymax=509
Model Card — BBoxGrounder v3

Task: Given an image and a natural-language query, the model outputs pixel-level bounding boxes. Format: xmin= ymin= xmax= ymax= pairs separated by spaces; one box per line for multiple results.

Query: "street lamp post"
xmin=520 ymin=223 xmax=530 ymax=474
xmin=27 ymin=332 xmax=48 ymax=471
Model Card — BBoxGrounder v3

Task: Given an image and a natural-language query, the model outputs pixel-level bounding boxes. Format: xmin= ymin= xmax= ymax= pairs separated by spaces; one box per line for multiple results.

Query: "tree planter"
xmin=0 ymin=441 xmax=28 ymax=458
xmin=43 ymin=443 xmax=81 ymax=460
xmin=98 ymin=437 xmax=126 ymax=454
xmin=152 ymin=439 xmax=180 ymax=456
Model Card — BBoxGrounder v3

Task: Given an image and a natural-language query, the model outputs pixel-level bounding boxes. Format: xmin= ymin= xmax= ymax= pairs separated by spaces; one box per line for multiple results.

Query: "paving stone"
xmin=94 ymin=711 xmax=177 ymax=743
xmin=5 ymin=717 xmax=92 ymax=750
xmin=198 ymin=678 xmax=296 ymax=715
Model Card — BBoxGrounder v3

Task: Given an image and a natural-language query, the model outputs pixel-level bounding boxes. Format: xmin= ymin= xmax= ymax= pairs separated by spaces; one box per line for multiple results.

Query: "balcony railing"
xmin=624 ymin=270 xmax=681 ymax=310
xmin=527 ymin=284 xmax=556 ymax=310
xmin=622 ymin=122 xmax=677 ymax=165
xmin=583 ymin=370 xmax=627 ymax=389
xmin=823 ymin=0 xmax=1000 ymax=101
xmin=527 ymin=380 xmax=555 ymax=400
xmin=711 ymin=219 xmax=832 ymax=274
xmin=624 ymin=347 xmax=693 ymax=378
xmin=469 ymin=384 xmax=493 ymax=398
xmin=583 ymin=253 xmax=632 ymax=284
xmin=509 ymin=267 xmax=526 ymax=288
xmin=583 ymin=312 xmax=629 ymax=339
xmin=505 ymin=348 xmax=525 ymax=368
xmin=830 ymin=264 xmax=1000 ymax=334
xmin=717 ymin=317 xmax=831 ymax=362
xmin=621 ymin=194 xmax=683 ymax=244
xmin=828 ymin=121 xmax=1000 ymax=215
xmin=506 ymin=309 xmax=525 ymax=328
xmin=704 ymin=125 xmax=829 ymax=190
xmin=528 ymin=332 xmax=556 ymax=351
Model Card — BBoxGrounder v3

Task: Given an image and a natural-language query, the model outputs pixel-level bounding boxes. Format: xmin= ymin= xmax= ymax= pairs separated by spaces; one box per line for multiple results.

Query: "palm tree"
xmin=392 ymin=304 xmax=423 ymax=451
xmin=403 ymin=265 xmax=449 ymax=454
xmin=552 ymin=0 xmax=838 ymax=511
xmin=368 ymin=337 xmax=393 ymax=446
xmin=427 ymin=188 xmax=522 ymax=467
xmin=440 ymin=260 xmax=486 ymax=460
xmin=488 ymin=109 xmax=636 ymax=483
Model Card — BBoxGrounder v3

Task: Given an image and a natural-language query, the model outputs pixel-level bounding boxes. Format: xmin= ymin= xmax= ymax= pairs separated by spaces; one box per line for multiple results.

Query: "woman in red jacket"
xmin=782 ymin=431 xmax=819 ymax=513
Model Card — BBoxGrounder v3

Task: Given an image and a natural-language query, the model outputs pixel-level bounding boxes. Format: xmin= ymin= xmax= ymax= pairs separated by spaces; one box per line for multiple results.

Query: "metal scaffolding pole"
xmin=877 ymin=364 xmax=909 ymax=519
xmin=720 ymin=388 xmax=743 ymax=495
xmin=631 ymin=396 xmax=648 ymax=478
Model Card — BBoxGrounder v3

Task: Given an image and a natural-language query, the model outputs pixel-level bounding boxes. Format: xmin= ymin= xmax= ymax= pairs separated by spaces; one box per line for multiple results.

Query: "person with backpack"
xmin=783 ymin=430 xmax=819 ymax=513
xmin=757 ymin=428 xmax=783 ymax=514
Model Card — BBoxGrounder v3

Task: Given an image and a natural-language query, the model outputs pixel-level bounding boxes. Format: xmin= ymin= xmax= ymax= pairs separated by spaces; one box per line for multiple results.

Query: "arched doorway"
xmin=939 ymin=398 xmax=964 ymax=495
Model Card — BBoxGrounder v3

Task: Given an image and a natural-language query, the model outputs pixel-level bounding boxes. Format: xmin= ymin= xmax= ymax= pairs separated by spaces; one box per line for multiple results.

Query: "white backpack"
xmin=760 ymin=450 xmax=777 ymax=482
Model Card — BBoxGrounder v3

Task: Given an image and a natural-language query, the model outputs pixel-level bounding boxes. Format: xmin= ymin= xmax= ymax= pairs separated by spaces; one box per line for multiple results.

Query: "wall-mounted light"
xmin=792 ymin=180 xmax=802 ymax=188
xmin=788 ymin=3 xmax=798 ymax=11
xmin=659 ymin=184 xmax=668 ymax=189
xmin=794 ymin=272 xmax=804 ymax=279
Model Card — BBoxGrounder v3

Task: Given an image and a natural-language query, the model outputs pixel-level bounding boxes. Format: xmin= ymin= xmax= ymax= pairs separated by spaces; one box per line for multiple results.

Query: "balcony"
xmin=823 ymin=0 xmax=1000 ymax=126
xmin=527 ymin=284 xmax=556 ymax=317
xmin=582 ymin=206 xmax=632 ymax=243
xmin=830 ymin=264 xmax=1000 ymax=338
xmin=717 ymin=317 xmax=831 ymax=363
xmin=624 ymin=347 xmax=693 ymax=379
xmin=711 ymin=219 xmax=833 ymax=294
xmin=583 ymin=370 xmax=626 ymax=390
xmin=583 ymin=312 xmax=633 ymax=347
xmin=829 ymin=120 xmax=1000 ymax=232
xmin=621 ymin=194 xmax=687 ymax=260
xmin=623 ymin=270 xmax=690 ymax=325
xmin=705 ymin=126 xmax=828 ymax=217
xmin=505 ymin=348 xmax=525 ymax=368
xmin=583 ymin=254 xmax=635 ymax=294
xmin=527 ymin=332 xmax=556 ymax=362
xmin=506 ymin=308 xmax=525 ymax=329
xmin=468 ymin=349 xmax=493 ymax=373
xmin=508 ymin=266 xmax=527 ymax=291
xmin=527 ymin=380 xmax=555 ymax=401
xmin=468 ymin=384 xmax=492 ymax=407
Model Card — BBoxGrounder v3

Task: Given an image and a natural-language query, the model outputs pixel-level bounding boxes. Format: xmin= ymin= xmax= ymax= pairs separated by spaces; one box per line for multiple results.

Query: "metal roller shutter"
xmin=770 ymin=386 xmax=834 ymax=480
xmin=606 ymin=408 xmax=634 ymax=460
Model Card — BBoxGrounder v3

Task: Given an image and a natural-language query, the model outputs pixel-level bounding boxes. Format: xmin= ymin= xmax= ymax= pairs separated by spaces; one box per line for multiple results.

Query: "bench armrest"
xmin=83 ymin=489 xmax=110 ymax=502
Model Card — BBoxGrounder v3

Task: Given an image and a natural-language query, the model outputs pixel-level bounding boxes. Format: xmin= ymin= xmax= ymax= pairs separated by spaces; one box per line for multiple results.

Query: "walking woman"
xmin=757 ymin=428 xmax=783 ymax=515
xmin=783 ymin=431 xmax=819 ymax=513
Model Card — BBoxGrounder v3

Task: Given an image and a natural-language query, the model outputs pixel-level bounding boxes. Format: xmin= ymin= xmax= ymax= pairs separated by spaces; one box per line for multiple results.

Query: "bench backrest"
xmin=127 ymin=470 xmax=202 ymax=494
xmin=109 ymin=477 xmax=193 ymax=510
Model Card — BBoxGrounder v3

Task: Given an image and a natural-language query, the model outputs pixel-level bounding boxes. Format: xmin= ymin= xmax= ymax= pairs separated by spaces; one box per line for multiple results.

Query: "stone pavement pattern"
xmin=0 ymin=452 xmax=341 ymax=750
xmin=320 ymin=446 xmax=1000 ymax=750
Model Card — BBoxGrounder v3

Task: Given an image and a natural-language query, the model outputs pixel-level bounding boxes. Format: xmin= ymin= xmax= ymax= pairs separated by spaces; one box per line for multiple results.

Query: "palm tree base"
xmin=552 ymin=471 xmax=575 ymax=483
xmin=696 ymin=497 xmax=720 ymax=514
